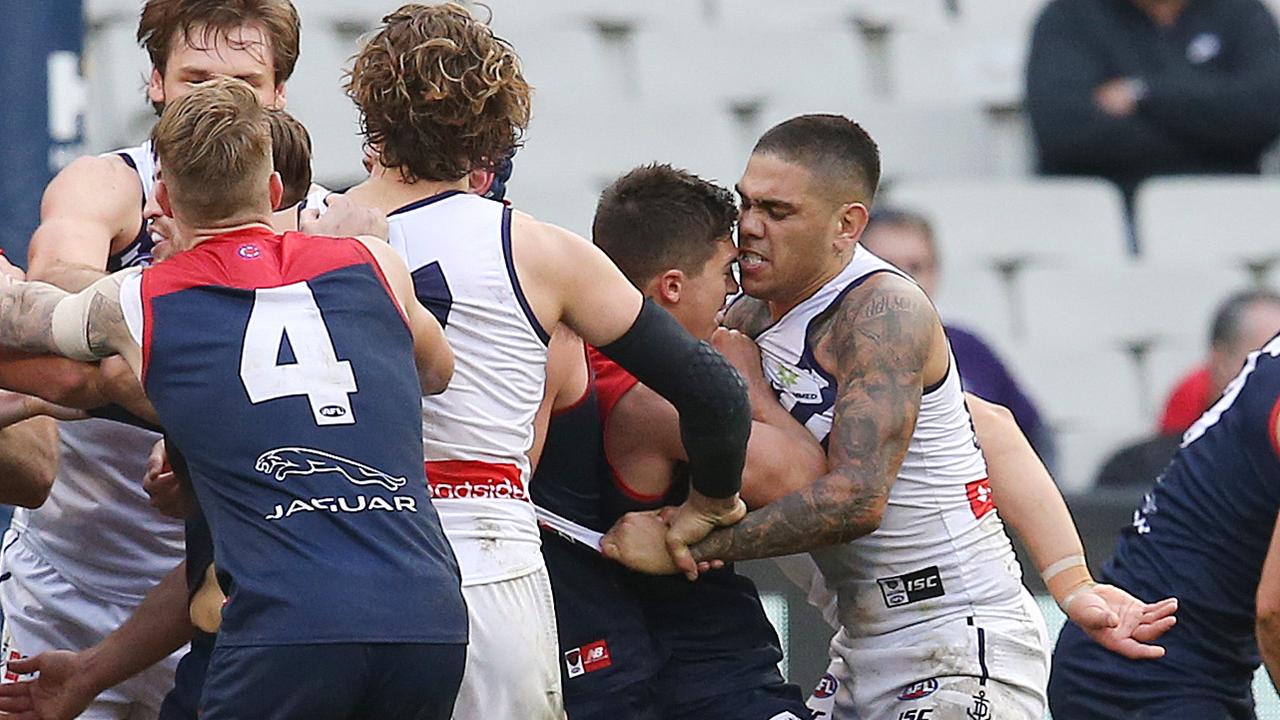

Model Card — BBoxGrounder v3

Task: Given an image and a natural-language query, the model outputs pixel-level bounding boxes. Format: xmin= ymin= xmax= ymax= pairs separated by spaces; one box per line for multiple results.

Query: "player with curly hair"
xmin=325 ymin=5 xmax=754 ymax=718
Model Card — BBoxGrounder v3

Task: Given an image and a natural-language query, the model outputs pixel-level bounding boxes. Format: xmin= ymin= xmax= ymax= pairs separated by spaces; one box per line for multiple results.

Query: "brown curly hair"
xmin=346 ymin=3 xmax=531 ymax=183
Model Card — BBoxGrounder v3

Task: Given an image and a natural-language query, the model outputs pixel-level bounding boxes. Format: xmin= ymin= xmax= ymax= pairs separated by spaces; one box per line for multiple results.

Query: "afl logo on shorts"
xmin=897 ymin=678 xmax=938 ymax=701
xmin=237 ymin=243 xmax=261 ymax=259
xmin=813 ymin=673 xmax=839 ymax=699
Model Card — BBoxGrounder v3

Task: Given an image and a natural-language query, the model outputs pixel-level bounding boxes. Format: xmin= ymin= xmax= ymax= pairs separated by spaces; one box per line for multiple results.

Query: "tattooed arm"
xmin=691 ymin=274 xmax=940 ymax=562
xmin=0 ymin=270 xmax=141 ymax=372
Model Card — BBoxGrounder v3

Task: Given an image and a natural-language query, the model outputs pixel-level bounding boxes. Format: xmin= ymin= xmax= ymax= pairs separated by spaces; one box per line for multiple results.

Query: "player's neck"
xmin=353 ymin=163 xmax=469 ymax=214
xmin=182 ymin=218 xmax=275 ymax=249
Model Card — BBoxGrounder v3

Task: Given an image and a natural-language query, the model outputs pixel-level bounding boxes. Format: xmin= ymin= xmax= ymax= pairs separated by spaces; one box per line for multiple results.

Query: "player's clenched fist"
xmin=299 ymin=195 xmax=388 ymax=240
xmin=143 ymin=438 xmax=190 ymax=519
xmin=601 ymin=510 xmax=681 ymax=575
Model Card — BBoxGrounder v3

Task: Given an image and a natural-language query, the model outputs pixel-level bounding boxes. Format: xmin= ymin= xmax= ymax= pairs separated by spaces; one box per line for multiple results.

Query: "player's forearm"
xmin=0 ymin=281 xmax=69 ymax=356
xmin=691 ymin=468 xmax=887 ymax=563
xmin=77 ymin=562 xmax=194 ymax=694
xmin=0 ymin=417 xmax=58 ymax=508
xmin=971 ymin=397 xmax=1088 ymax=587
xmin=25 ymin=261 xmax=107 ymax=294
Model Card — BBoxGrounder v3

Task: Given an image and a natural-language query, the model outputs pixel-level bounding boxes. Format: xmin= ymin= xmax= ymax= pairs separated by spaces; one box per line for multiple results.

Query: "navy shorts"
xmin=542 ymin=531 xmax=664 ymax=719
xmin=1049 ymin=620 xmax=1255 ymax=720
xmin=663 ymin=681 xmax=813 ymax=720
xmin=158 ymin=630 xmax=215 ymax=720
xmin=199 ymin=642 xmax=466 ymax=720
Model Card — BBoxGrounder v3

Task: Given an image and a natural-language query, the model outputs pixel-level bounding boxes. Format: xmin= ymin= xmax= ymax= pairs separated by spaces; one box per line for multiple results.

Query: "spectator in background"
xmin=1096 ymin=288 xmax=1280 ymax=486
xmin=860 ymin=208 xmax=1057 ymax=469
xmin=1026 ymin=0 xmax=1280 ymax=214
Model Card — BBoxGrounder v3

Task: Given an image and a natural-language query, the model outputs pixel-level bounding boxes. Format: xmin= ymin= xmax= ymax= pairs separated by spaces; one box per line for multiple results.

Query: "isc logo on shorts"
xmin=564 ymin=639 xmax=611 ymax=678
xmin=877 ymin=566 xmax=945 ymax=608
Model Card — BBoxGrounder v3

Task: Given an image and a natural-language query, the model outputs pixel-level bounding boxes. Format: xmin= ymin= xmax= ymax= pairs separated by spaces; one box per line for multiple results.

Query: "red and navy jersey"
xmin=126 ymin=227 xmax=465 ymax=647
xmin=1102 ymin=334 xmax=1280 ymax=682
xmin=531 ymin=353 xmax=666 ymax=711
xmin=587 ymin=349 xmax=791 ymax=708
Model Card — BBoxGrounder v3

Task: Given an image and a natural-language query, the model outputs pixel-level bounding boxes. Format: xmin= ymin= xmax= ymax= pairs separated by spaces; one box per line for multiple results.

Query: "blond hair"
xmin=346 ymin=3 xmax=531 ymax=182
xmin=151 ymin=77 xmax=273 ymax=225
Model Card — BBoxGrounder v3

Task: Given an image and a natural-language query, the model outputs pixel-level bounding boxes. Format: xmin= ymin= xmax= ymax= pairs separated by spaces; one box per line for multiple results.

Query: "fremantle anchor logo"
xmin=255 ymin=447 xmax=407 ymax=492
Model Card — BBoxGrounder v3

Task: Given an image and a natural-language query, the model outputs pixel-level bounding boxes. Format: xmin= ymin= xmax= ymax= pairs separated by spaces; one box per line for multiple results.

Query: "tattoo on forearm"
xmin=693 ymin=280 xmax=934 ymax=562
xmin=86 ymin=291 xmax=126 ymax=358
xmin=0 ymin=281 xmax=69 ymax=356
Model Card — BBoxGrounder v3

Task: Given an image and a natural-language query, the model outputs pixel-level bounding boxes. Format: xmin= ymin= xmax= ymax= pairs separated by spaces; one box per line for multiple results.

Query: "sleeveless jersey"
xmin=530 ymin=364 xmax=665 ymax=707
xmin=9 ymin=141 xmax=181 ymax=605
xmin=752 ymin=245 xmax=1026 ymax=639
xmin=385 ymin=191 xmax=549 ymax=586
xmin=589 ymin=350 xmax=789 ymax=706
xmin=1102 ymin=333 xmax=1280 ymax=682
xmin=120 ymin=227 xmax=465 ymax=646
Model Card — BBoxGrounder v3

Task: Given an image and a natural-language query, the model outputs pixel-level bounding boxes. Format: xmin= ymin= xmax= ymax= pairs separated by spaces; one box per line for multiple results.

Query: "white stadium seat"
xmin=1016 ymin=342 xmax=1148 ymax=490
xmin=1136 ymin=176 xmax=1280 ymax=282
xmin=1019 ymin=264 xmax=1245 ymax=418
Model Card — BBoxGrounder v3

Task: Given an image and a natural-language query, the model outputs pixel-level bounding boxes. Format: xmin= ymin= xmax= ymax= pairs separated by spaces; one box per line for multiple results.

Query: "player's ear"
xmin=270 ymin=83 xmax=287 ymax=111
xmin=836 ymin=202 xmax=870 ymax=254
xmin=147 ymin=68 xmax=165 ymax=107
xmin=268 ymin=172 xmax=284 ymax=212
xmin=656 ymin=269 xmax=684 ymax=305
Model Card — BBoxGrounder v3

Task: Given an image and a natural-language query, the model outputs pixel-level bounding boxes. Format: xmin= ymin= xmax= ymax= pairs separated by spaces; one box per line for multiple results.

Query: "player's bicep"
xmin=822 ymin=279 xmax=935 ymax=521
xmin=522 ymin=222 xmax=644 ymax=348
xmin=741 ymin=421 xmax=825 ymax=509
xmin=27 ymin=156 xmax=140 ymax=286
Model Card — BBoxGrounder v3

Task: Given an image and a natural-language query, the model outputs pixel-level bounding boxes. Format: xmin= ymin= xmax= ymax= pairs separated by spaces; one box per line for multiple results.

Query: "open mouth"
xmin=738 ymin=250 xmax=768 ymax=272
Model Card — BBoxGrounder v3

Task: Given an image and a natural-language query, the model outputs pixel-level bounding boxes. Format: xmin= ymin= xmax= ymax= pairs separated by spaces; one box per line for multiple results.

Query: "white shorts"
xmin=807 ymin=593 xmax=1049 ymax=720
xmin=0 ymin=532 xmax=184 ymax=720
xmin=452 ymin=564 xmax=564 ymax=720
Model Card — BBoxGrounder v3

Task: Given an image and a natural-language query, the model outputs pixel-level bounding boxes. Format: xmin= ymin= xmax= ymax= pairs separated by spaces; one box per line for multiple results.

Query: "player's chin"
xmin=737 ymin=273 xmax=772 ymax=299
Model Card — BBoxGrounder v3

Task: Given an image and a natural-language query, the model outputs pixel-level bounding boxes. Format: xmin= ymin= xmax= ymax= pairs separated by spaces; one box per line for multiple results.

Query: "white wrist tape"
xmin=49 ymin=269 xmax=137 ymax=362
xmin=50 ymin=290 xmax=99 ymax=361
xmin=1041 ymin=554 xmax=1087 ymax=585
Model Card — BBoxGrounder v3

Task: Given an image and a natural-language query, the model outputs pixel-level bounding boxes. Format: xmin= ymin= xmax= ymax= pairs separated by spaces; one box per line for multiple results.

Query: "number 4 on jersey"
xmin=240 ymin=282 xmax=358 ymax=426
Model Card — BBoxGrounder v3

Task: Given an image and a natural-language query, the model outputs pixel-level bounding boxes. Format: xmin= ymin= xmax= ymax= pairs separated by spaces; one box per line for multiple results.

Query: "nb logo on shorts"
xmin=256 ymin=447 xmax=408 ymax=492
xmin=564 ymin=639 xmax=611 ymax=678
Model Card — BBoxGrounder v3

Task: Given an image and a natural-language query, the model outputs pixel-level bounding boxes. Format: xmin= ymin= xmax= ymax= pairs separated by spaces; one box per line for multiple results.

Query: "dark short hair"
xmin=593 ymin=164 xmax=738 ymax=287
xmin=266 ymin=109 xmax=312 ymax=209
xmin=753 ymin=114 xmax=881 ymax=204
xmin=1210 ymin=289 xmax=1280 ymax=348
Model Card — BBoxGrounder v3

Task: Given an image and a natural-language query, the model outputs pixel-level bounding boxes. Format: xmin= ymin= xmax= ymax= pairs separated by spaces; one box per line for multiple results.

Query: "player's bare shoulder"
xmin=810 ymin=271 xmax=939 ymax=376
xmin=721 ymin=295 xmax=773 ymax=338
xmin=44 ymin=154 xmax=144 ymax=215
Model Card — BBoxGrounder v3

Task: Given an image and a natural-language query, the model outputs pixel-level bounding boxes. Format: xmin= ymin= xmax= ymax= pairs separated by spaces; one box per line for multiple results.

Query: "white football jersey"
xmin=753 ymin=245 xmax=1028 ymax=638
xmin=11 ymin=142 xmax=183 ymax=605
xmin=385 ymin=191 xmax=549 ymax=586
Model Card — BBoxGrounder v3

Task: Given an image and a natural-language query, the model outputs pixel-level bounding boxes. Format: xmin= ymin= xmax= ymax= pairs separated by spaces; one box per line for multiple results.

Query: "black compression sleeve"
xmin=597 ymin=299 xmax=750 ymax=499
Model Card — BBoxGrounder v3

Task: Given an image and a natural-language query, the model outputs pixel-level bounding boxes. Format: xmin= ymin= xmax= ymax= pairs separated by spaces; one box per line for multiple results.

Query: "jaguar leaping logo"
xmin=254 ymin=447 xmax=407 ymax=492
